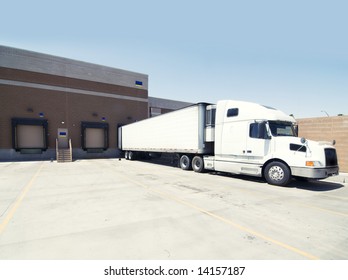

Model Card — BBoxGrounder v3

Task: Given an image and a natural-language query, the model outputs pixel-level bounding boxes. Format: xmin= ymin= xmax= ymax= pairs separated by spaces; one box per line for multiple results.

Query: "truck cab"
xmin=204 ymin=100 xmax=339 ymax=186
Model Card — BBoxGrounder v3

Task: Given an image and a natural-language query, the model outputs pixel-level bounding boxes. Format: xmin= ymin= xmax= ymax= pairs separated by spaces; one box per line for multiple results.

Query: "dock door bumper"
xmin=291 ymin=166 xmax=339 ymax=179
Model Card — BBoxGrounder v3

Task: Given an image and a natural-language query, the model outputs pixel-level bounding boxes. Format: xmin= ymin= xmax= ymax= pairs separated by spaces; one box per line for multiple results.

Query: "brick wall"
xmin=0 ymin=67 xmax=148 ymax=160
xmin=297 ymin=116 xmax=348 ymax=172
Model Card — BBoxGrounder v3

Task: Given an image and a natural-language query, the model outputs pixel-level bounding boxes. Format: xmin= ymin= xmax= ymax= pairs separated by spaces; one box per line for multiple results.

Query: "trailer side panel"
xmin=120 ymin=103 xmax=212 ymax=154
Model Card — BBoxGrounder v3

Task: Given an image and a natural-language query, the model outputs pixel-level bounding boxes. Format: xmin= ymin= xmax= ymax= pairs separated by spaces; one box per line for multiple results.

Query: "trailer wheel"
xmin=125 ymin=151 xmax=129 ymax=160
xmin=179 ymin=155 xmax=192 ymax=170
xmin=264 ymin=161 xmax=291 ymax=186
xmin=128 ymin=151 xmax=136 ymax=161
xmin=192 ymin=156 xmax=205 ymax=173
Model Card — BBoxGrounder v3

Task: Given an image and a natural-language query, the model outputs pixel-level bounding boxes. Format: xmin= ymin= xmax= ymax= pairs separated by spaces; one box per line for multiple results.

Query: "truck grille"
xmin=325 ymin=148 xmax=338 ymax=166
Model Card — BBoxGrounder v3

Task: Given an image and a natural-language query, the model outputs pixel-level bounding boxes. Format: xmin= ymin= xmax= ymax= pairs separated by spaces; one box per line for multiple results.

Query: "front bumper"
xmin=291 ymin=166 xmax=339 ymax=179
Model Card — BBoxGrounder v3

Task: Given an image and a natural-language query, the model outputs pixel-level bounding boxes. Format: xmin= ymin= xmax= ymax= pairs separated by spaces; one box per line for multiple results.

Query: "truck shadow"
xmin=216 ymin=172 xmax=344 ymax=192
xmin=130 ymin=157 xmax=344 ymax=192
xmin=287 ymin=179 xmax=344 ymax=192
xmin=132 ymin=155 xmax=180 ymax=168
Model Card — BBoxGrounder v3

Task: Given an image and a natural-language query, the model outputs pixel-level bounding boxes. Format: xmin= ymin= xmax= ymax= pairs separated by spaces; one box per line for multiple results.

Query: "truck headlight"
xmin=305 ymin=161 xmax=322 ymax=167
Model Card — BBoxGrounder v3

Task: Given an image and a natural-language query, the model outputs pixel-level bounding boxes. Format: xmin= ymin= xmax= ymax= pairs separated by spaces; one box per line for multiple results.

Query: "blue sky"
xmin=1 ymin=0 xmax=347 ymax=118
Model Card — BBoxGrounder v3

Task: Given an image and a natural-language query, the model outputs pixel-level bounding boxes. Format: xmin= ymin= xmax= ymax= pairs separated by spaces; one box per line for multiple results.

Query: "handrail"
xmin=56 ymin=138 xmax=59 ymax=162
xmin=69 ymin=138 xmax=72 ymax=162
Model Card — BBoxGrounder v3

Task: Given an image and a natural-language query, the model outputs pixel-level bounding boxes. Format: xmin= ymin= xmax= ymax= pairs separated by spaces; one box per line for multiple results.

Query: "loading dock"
xmin=0 ymin=45 xmax=148 ymax=161
xmin=11 ymin=118 xmax=48 ymax=153
xmin=81 ymin=122 xmax=109 ymax=152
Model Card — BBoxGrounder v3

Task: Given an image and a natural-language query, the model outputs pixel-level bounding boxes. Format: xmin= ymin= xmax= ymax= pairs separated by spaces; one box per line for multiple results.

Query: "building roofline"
xmin=0 ymin=45 xmax=148 ymax=90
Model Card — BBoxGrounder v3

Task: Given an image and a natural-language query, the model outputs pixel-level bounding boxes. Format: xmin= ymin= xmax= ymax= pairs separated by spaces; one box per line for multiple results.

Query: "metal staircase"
xmin=56 ymin=139 xmax=73 ymax=163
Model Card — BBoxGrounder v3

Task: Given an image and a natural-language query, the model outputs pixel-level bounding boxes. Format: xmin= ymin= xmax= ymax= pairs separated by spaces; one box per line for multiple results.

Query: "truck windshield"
xmin=268 ymin=121 xmax=297 ymax=137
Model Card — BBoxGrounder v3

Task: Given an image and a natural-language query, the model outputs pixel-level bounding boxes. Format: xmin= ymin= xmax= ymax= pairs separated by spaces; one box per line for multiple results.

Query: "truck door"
xmin=220 ymin=120 xmax=248 ymax=161
xmin=246 ymin=121 xmax=271 ymax=163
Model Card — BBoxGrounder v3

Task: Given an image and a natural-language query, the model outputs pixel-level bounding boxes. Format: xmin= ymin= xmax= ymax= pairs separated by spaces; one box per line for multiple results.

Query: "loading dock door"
xmin=81 ymin=121 xmax=109 ymax=151
xmin=85 ymin=128 xmax=104 ymax=148
xmin=17 ymin=125 xmax=45 ymax=148
xmin=12 ymin=118 xmax=48 ymax=152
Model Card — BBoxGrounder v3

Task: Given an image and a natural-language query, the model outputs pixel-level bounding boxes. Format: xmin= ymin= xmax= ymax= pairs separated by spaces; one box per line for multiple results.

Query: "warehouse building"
xmin=1 ymin=45 xmax=346 ymax=172
xmin=0 ymin=45 xmax=148 ymax=161
xmin=148 ymin=97 xmax=192 ymax=117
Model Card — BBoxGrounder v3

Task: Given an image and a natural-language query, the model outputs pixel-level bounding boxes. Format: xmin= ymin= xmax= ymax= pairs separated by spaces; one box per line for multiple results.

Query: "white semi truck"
xmin=119 ymin=100 xmax=339 ymax=186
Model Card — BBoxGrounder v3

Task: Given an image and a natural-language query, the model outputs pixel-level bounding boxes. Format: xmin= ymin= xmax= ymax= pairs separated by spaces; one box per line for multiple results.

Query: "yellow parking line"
xmin=119 ymin=173 xmax=320 ymax=260
xmin=0 ymin=163 xmax=44 ymax=235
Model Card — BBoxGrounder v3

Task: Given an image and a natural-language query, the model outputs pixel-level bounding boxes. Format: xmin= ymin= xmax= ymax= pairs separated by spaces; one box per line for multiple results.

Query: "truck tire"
xmin=192 ymin=156 xmax=205 ymax=173
xmin=264 ymin=161 xmax=291 ymax=186
xmin=128 ymin=151 xmax=136 ymax=161
xmin=125 ymin=151 xmax=129 ymax=160
xmin=179 ymin=155 xmax=192 ymax=170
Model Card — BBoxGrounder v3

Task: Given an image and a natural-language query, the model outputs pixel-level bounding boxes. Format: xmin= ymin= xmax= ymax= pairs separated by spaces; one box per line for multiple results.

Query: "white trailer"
xmin=119 ymin=100 xmax=339 ymax=186
xmin=119 ymin=103 xmax=213 ymax=164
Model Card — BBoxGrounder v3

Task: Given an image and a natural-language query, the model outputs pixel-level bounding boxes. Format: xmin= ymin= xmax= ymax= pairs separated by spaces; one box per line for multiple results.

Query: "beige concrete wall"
xmin=297 ymin=116 xmax=348 ymax=172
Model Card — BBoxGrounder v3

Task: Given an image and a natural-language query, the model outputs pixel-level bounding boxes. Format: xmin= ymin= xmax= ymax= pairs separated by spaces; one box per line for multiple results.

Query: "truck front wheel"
xmin=179 ymin=155 xmax=192 ymax=170
xmin=264 ymin=161 xmax=291 ymax=186
xmin=192 ymin=156 xmax=205 ymax=173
